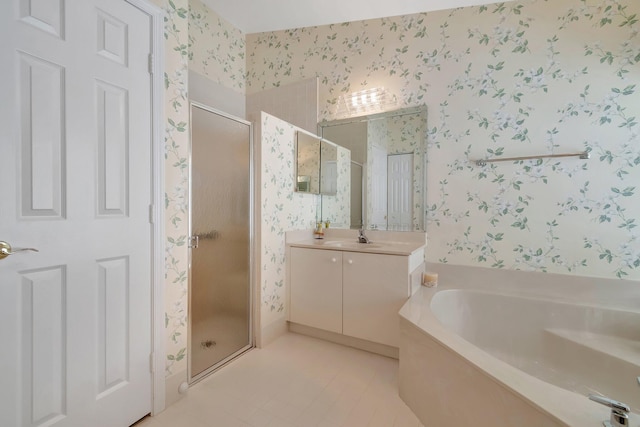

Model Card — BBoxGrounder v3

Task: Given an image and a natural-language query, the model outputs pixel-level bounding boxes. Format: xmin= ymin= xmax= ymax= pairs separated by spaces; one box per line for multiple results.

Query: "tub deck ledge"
xmin=399 ymin=285 xmax=640 ymax=427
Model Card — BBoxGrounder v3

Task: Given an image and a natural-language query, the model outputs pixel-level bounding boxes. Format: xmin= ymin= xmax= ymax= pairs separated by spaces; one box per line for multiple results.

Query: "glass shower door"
xmin=189 ymin=103 xmax=252 ymax=381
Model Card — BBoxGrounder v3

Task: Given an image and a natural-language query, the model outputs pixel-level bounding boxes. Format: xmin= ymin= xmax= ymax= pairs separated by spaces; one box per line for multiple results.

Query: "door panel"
xmin=18 ymin=52 xmax=66 ymax=218
xmin=97 ymin=81 xmax=129 ymax=216
xmin=189 ymin=104 xmax=252 ymax=381
xmin=20 ymin=266 xmax=67 ymax=426
xmin=96 ymin=256 xmax=130 ymax=397
xmin=96 ymin=10 xmax=128 ymax=66
xmin=0 ymin=1 xmax=153 ymax=426
xmin=19 ymin=0 xmax=65 ymax=38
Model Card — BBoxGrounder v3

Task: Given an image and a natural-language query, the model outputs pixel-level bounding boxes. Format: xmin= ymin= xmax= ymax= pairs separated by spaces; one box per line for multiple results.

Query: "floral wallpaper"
xmin=152 ymin=0 xmax=249 ymax=380
xmin=247 ymin=0 xmax=640 ymax=280
xmin=320 ymin=145 xmax=351 ymax=228
xmin=151 ymin=0 xmax=640 ymax=388
xmin=149 ymin=0 xmax=190 ymax=377
xmin=188 ymin=0 xmax=245 ymax=93
xmin=259 ymin=112 xmax=319 ymax=327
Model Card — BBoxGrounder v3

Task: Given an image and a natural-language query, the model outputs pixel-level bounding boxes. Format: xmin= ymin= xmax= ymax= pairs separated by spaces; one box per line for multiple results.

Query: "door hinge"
xmin=148 ymin=53 xmax=154 ymax=75
xmin=150 ymin=352 xmax=155 ymax=374
xmin=149 ymin=205 xmax=155 ymax=224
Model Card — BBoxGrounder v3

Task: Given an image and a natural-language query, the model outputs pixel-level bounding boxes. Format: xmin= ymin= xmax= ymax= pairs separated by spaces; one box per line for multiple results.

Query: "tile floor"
xmin=139 ymin=333 xmax=423 ymax=427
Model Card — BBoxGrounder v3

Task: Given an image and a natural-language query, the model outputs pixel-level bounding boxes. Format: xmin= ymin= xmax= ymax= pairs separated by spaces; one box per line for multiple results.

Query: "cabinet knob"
xmin=347 ymin=259 xmax=353 ymax=265
xmin=331 ymin=257 xmax=337 ymax=263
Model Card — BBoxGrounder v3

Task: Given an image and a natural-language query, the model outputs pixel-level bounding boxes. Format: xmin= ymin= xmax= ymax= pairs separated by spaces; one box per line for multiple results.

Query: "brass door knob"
xmin=0 ymin=241 xmax=39 ymax=260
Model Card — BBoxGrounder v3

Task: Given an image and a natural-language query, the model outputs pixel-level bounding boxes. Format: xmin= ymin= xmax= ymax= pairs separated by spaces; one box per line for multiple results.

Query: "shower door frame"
xmin=187 ymin=102 xmax=255 ymax=384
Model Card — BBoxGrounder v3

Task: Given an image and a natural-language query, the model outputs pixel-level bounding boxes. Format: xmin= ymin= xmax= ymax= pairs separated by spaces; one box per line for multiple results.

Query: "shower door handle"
xmin=189 ymin=230 xmax=220 ymax=249
xmin=199 ymin=230 xmax=220 ymax=240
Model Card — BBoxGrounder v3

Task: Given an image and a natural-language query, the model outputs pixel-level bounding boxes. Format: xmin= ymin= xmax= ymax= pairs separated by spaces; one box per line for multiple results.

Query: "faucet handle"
xmin=589 ymin=394 xmax=630 ymax=413
xmin=357 ymin=228 xmax=370 ymax=243
xmin=589 ymin=394 xmax=630 ymax=427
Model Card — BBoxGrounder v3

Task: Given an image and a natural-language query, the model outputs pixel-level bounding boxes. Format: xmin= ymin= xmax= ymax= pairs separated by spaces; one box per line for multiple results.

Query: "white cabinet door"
xmin=343 ymin=252 xmax=409 ymax=347
xmin=290 ymin=248 xmax=343 ymax=333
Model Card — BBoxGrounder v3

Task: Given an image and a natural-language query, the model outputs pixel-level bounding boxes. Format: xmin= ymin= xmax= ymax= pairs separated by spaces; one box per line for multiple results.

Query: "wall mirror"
xmin=295 ymin=131 xmax=321 ymax=194
xmin=319 ymin=106 xmax=427 ymax=231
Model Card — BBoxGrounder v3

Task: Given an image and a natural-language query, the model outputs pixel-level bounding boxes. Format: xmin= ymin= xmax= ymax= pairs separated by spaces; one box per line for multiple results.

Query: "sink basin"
xmin=293 ymin=238 xmax=424 ymax=255
xmin=321 ymin=241 xmax=383 ymax=249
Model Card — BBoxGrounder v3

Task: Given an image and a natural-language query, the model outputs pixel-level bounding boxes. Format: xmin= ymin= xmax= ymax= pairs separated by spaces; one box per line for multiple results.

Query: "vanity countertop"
xmin=288 ymin=238 xmax=425 ymax=256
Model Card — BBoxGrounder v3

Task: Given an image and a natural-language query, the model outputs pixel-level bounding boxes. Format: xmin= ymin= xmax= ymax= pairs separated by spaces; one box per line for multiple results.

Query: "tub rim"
xmin=399 ymin=284 xmax=640 ymax=426
xmin=430 ymin=286 xmax=640 ymax=314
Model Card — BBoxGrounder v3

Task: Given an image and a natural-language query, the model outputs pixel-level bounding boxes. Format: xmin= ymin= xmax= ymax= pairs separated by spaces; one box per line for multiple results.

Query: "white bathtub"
xmin=399 ymin=264 xmax=640 ymax=427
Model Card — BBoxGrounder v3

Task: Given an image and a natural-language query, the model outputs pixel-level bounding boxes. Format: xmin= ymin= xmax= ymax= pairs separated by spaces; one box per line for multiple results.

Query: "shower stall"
xmin=188 ymin=103 xmax=253 ymax=382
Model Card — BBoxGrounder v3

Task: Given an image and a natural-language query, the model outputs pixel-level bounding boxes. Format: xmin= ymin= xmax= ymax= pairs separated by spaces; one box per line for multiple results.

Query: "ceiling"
xmin=201 ymin=0 xmax=509 ymax=34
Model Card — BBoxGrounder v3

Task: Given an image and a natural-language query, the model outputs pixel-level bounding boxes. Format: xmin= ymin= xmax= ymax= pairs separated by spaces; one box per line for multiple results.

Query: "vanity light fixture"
xmin=337 ymin=87 xmax=397 ymax=118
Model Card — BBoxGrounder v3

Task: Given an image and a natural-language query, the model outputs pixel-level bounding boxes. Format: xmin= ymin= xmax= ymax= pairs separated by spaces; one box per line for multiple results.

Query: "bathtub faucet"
xmin=358 ymin=228 xmax=370 ymax=244
xmin=588 ymin=394 xmax=630 ymax=427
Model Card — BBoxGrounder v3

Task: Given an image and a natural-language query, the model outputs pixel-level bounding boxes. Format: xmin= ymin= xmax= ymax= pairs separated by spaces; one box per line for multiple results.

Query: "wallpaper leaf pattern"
xmin=247 ymin=0 xmax=640 ymax=280
xmin=156 ymin=0 xmax=256 ymax=378
xmin=160 ymin=0 xmax=190 ymax=375
xmin=260 ymin=113 xmax=318 ymax=326
xmin=148 ymin=0 xmax=191 ymax=376
xmin=153 ymin=0 xmax=639 ymax=382
xmin=188 ymin=0 xmax=246 ymax=92
xmin=152 ymin=0 xmax=250 ymax=378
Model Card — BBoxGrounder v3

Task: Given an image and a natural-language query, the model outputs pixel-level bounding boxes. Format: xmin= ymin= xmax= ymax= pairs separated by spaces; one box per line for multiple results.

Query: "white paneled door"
xmin=387 ymin=153 xmax=413 ymax=231
xmin=0 ymin=1 xmax=153 ymax=426
xmin=370 ymin=145 xmax=388 ymax=230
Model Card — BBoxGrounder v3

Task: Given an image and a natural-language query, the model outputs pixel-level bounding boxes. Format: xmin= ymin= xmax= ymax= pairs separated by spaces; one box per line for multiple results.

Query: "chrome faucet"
xmin=589 ymin=394 xmax=630 ymax=427
xmin=358 ymin=228 xmax=370 ymax=244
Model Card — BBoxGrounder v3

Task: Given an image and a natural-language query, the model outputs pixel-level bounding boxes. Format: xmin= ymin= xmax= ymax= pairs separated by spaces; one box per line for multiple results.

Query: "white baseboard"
xmin=288 ymin=322 xmax=399 ymax=359
xmin=258 ymin=318 xmax=288 ymax=348
xmin=164 ymin=369 xmax=188 ymax=410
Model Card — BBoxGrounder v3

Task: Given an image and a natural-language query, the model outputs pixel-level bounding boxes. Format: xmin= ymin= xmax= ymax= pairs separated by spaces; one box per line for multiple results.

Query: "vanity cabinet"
xmin=342 ymin=252 xmax=410 ymax=348
xmin=290 ymin=248 xmax=343 ymax=333
xmin=289 ymin=245 xmax=423 ymax=348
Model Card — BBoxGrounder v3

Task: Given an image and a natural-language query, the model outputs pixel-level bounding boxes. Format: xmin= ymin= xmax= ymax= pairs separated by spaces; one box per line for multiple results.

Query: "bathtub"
xmin=398 ymin=264 xmax=640 ymax=427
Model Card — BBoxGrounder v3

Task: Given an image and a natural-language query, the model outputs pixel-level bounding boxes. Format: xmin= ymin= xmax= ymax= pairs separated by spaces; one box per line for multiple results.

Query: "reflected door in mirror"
xmin=388 ymin=153 xmax=413 ymax=231
xmin=370 ymin=145 xmax=387 ymax=230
